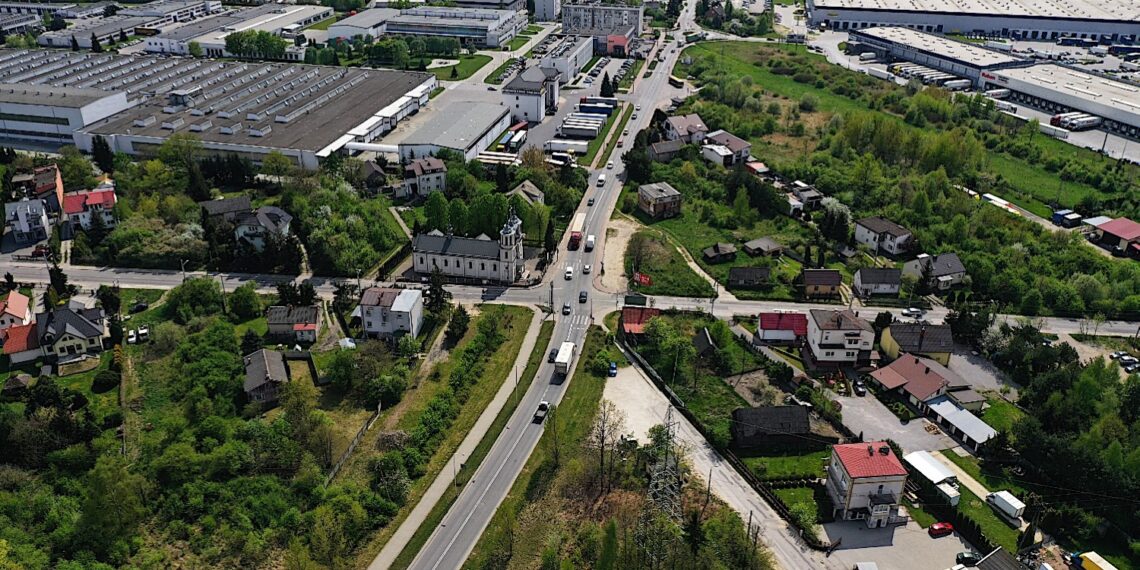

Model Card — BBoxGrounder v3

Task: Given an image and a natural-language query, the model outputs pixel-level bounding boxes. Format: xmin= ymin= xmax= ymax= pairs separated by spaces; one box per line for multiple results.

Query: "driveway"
xmin=824 ymin=520 xmax=975 ymax=570
xmin=947 ymin=348 xmax=1019 ymax=400
xmin=834 ymin=393 xmax=955 ymax=454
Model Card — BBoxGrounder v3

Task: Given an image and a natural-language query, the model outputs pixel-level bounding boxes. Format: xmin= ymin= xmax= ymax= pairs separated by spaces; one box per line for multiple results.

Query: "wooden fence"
xmin=325 ymin=403 xmax=382 ymax=487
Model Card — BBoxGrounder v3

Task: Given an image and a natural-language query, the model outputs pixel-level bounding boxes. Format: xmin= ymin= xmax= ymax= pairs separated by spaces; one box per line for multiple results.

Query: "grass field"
xmin=618 ymin=59 xmax=644 ymax=90
xmin=431 ymin=54 xmax=492 ymax=81
xmin=506 ymin=36 xmax=528 ymax=51
xmin=956 ymin=486 xmax=1020 ymax=552
xmin=583 ymin=103 xmax=625 ymax=165
xmin=623 ymin=226 xmax=716 ymax=297
xmin=774 ymin=486 xmax=827 ymax=523
xmin=981 ymin=395 xmax=1025 ymax=433
xmin=305 ymin=16 xmax=336 ymax=31
xmin=740 ymin=449 xmax=830 ymax=479
xmin=484 ymin=57 xmax=517 ymax=84
xmin=389 ymin=319 xmax=554 ymax=569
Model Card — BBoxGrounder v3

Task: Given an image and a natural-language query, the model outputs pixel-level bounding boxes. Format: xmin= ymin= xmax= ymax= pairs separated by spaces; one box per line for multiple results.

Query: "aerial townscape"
xmin=2 ymin=0 xmax=1140 ymax=568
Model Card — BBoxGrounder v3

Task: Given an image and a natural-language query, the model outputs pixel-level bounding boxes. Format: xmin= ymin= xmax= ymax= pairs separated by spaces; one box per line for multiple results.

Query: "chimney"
xmin=919 ymin=326 xmax=926 ymax=350
xmin=867 ymin=445 xmax=874 ymax=456
xmin=925 ymin=367 xmax=930 ymax=375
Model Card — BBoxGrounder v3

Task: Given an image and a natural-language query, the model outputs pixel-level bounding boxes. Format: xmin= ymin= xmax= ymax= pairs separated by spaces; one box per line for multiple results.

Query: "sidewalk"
xmin=368 ymin=307 xmax=547 ymax=570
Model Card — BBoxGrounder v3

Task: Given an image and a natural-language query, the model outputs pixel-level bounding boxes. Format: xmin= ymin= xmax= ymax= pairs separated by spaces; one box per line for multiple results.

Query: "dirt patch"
xmin=58 ymin=356 xmax=101 ymax=377
xmin=598 ymin=217 xmax=642 ymax=293
xmin=724 ymin=369 xmax=781 ymax=407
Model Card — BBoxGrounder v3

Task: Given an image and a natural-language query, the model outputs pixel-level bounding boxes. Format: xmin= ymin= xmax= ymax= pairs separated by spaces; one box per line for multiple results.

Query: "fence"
xmin=377 ymin=241 xmax=413 ymax=281
xmin=325 ymin=403 xmax=382 ymax=487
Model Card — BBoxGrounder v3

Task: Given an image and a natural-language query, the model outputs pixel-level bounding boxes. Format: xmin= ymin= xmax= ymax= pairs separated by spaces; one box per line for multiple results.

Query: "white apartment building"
xmin=826 ymin=442 xmax=908 ymax=528
xmin=357 ymin=287 xmax=425 ymax=339
xmin=806 ymin=309 xmax=874 ymax=366
xmin=4 ymin=198 xmax=50 ymax=244
xmin=400 ymin=157 xmax=447 ymax=199
xmin=535 ymin=0 xmax=560 ymax=21
xmin=855 ymin=216 xmax=913 ymax=256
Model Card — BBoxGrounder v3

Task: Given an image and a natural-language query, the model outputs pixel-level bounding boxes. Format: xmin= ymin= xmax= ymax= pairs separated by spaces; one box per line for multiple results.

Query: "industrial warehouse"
xmin=849 ymin=27 xmax=1031 ymax=88
xmin=807 ymin=0 xmax=1140 ymax=42
xmin=0 ymin=49 xmax=435 ymax=168
xmin=984 ymin=65 xmax=1140 ymax=139
xmin=327 ymin=7 xmax=527 ymax=48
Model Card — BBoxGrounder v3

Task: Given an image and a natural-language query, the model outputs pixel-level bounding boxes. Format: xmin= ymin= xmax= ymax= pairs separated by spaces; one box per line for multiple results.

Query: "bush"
xmin=92 ymin=369 xmax=121 ymax=393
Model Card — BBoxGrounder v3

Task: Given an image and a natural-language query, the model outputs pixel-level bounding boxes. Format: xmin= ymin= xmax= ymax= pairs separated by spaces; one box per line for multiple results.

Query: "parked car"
xmin=130 ymin=301 xmax=149 ymax=313
xmin=562 ymin=302 xmax=572 ymax=315
xmin=1110 ymin=350 xmax=1127 ymax=359
xmin=853 ymin=379 xmax=867 ymax=396
xmin=607 ymin=160 xmax=614 ymax=169
xmin=1121 ymin=355 xmax=1138 ymax=365
xmin=928 ymin=522 xmax=955 ymax=537
xmin=902 ymin=307 xmax=924 ymax=318
xmin=608 ymin=362 xmax=618 ymax=377
xmin=127 ymin=330 xmax=138 ymax=344
xmin=588 ymin=198 xmax=595 ymax=206
xmin=1126 ymin=363 xmax=1140 ymax=373
xmin=955 ymin=551 xmax=981 ymax=566
xmin=138 ymin=325 xmax=150 ymax=342
xmin=548 ymin=348 xmax=559 ymax=363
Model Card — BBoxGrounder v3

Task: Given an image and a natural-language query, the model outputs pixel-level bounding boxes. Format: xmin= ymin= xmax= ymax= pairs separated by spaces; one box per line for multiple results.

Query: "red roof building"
xmin=832 ymin=442 xmax=908 ymax=479
xmin=759 ymin=312 xmax=807 ymax=335
xmin=621 ymin=306 xmax=660 ymax=335
xmin=1 ymin=322 xmax=40 ymax=363
xmin=0 ymin=290 xmax=32 ymax=330
xmin=827 ymin=442 xmax=908 ymax=526
xmin=870 ymin=354 xmax=966 ymax=409
xmin=1097 ymin=217 xmax=1140 ymax=252
xmin=63 ymin=189 xmax=117 ymax=216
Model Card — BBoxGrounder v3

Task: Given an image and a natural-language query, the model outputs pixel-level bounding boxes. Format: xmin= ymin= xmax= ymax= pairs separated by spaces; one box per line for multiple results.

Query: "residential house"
xmin=620 ymin=306 xmax=660 ymax=336
xmin=1 ymin=323 xmax=40 ymax=364
xmin=799 ymin=269 xmax=841 ymax=298
xmin=648 ymin=139 xmax=685 ymax=162
xmin=11 ymin=164 xmax=64 ymax=213
xmin=852 ymin=268 xmax=901 ymax=297
xmin=507 ymin=180 xmax=545 ymax=205
xmin=0 ymin=290 xmax=33 ymax=331
xmin=199 ymin=195 xmax=253 ymax=222
xmin=756 ymin=312 xmax=807 ymax=344
xmin=663 ymin=113 xmax=708 ymax=143
xmin=792 ymin=181 xmax=823 ymax=210
xmin=702 ymin=242 xmax=737 ymax=263
xmin=266 ymin=305 xmax=322 ymax=343
xmin=730 ymin=406 xmax=835 ymax=450
xmin=1094 ymin=217 xmax=1140 ymax=254
xmin=4 ymin=199 xmax=50 ymax=243
xmin=243 ymin=348 xmax=289 ymax=404
xmin=743 ymin=237 xmax=783 ymax=257
xmin=880 ymin=323 xmax=953 ymax=365
xmin=826 ymin=442 xmax=908 ymax=527
xmin=926 ymin=395 xmax=996 ymax=452
xmin=903 ymin=253 xmax=968 ymax=291
xmin=728 ymin=266 xmax=769 ymax=289
xmin=806 ymin=309 xmax=874 ymax=367
xmin=700 ymin=143 xmax=734 ymax=167
xmin=400 ymin=157 xmax=448 ymax=199
xmin=35 ymin=301 xmax=106 ymax=360
xmin=745 ymin=161 xmax=769 ymax=177
xmin=362 ymin=160 xmax=387 ymax=189
xmin=63 ymin=189 xmax=117 ymax=232
xmin=855 ymin=217 xmax=913 ymax=256
xmin=703 ymin=129 xmax=751 ymax=166
xmin=357 ymin=287 xmax=424 ymax=339
xmin=637 ymin=182 xmax=682 ymax=219
xmin=870 ymin=354 xmax=959 ymax=409
xmin=234 ymin=206 xmax=293 ymax=252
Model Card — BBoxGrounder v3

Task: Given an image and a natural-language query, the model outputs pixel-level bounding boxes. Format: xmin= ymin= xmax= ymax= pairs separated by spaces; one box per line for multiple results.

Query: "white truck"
xmin=554 ymin=341 xmax=577 ymax=375
xmin=868 ymin=67 xmax=892 ymax=81
xmin=544 ymin=139 xmax=589 ymax=154
xmin=585 ymin=234 xmax=596 ymax=251
xmin=986 ymin=490 xmax=1026 ymax=521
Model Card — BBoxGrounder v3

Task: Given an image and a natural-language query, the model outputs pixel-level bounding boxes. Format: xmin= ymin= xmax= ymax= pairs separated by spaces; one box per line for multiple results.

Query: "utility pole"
xmin=549 ymin=280 xmax=554 ymax=312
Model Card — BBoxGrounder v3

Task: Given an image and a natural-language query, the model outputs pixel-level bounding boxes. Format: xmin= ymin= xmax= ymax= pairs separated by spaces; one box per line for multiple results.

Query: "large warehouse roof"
xmin=402 ymin=100 xmax=509 ymax=150
xmin=811 ymin=0 xmax=1140 ymax=21
xmin=0 ymin=83 xmax=117 ymax=107
xmin=997 ymin=64 xmax=1140 ymax=116
xmin=854 ymin=27 xmax=1023 ymax=67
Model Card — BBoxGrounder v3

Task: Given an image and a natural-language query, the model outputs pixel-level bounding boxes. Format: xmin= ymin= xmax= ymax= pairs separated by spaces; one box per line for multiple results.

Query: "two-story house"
xmin=826 ymin=442 xmax=908 ymax=527
xmin=855 ymin=217 xmax=913 ymax=256
xmin=637 ymin=182 xmax=682 ymax=219
xmin=880 ymin=323 xmax=954 ymax=365
xmin=4 ymin=199 xmax=51 ymax=243
xmin=11 ymin=164 xmax=64 ymax=213
xmin=799 ymin=269 xmax=842 ymax=298
xmin=400 ymin=157 xmax=448 ymax=199
xmin=243 ymin=348 xmax=289 ymax=404
xmin=853 ymin=267 xmax=901 ymax=297
xmin=663 ymin=113 xmax=708 ymax=143
xmin=357 ymin=287 xmax=424 ymax=339
xmin=63 ymin=189 xmax=117 ymax=232
xmin=35 ymin=301 xmax=106 ymax=360
xmin=903 ymin=252 xmax=968 ymax=291
xmin=266 ymin=305 xmax=322 ymax=344
xmin=806 ymin=309 xmax=874 ymax=367
xmin=0 ymin=290 xmax=32 ymax=331
xmin=703 ymin=129 xmax=751 ymax=166
xmin=234 ymin=206 xmax=293 ymax=252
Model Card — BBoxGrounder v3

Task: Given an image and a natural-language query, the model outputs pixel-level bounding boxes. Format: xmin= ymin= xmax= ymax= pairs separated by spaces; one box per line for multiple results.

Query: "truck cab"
xmin=534 ymin=401 xmax=550 ymax=423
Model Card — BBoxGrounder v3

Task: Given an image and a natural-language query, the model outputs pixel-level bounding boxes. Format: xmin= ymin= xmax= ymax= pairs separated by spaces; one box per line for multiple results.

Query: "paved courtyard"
xmin=834 ymin=392 xmax=956 ymax=454
xmin=824 ymin=519 xmax=975 ymax=570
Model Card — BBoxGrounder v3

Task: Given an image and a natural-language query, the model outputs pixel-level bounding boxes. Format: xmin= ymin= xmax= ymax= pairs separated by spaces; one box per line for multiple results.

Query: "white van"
xmin=565 ymin=266 xmax=574 ymax=280
xmin=585 ymin=235 xmax=596 ymax=251
xmin=596 ymin=174 xmax=606 ymax=187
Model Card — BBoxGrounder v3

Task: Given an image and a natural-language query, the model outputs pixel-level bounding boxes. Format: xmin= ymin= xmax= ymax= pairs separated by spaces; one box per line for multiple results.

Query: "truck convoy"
xmin=554 ymin=341 xmax=577 ymax=375
xmin=568 ymin=212 xmax=586 ymax=250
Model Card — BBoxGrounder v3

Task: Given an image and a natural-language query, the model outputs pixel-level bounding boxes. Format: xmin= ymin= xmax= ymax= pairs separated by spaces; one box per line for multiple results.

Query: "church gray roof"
xmin=413 ymin=233 xmax=501 ymax=259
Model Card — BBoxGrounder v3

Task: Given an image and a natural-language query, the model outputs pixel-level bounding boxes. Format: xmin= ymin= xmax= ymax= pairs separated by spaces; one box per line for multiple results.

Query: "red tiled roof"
xmin=1099 ymin=217 xmax=1140 ymax=241
xmin=833 ymin=441 xmax=907 ymax=479
xmin=622 ymin=306 xmax=661 ymax=334
xmin=758 ymin=312 xmax=807 ymax=335
xmin=870 ymin=354 xmax=960 ymax=402
xmin=293 ymin=323 xmax=318 ymax=331
xmin=1 ymin=291 xmax=29 ymax=319
xmin=2 ymin=323 xmax=39 ymax=354
xmin=63 ymin=189 xmax=117 ymax=216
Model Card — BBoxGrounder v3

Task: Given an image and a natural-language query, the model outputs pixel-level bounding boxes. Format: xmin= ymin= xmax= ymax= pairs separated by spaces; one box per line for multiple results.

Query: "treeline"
xmin=368 ymin=36 xmax=463 ymax=68
xmin=224 ymin=29 xmax=288 ymax=59
xmin=696 ymin=0 xmax=773 ymax=37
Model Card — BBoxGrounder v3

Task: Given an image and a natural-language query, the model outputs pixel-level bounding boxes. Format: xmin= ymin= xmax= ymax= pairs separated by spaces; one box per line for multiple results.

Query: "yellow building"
xmin=881 ymin=323 xmax=953 ymax=366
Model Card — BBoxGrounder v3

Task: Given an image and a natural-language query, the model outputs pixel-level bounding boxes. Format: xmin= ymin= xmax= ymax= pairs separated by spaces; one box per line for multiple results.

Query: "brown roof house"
xmin=266 ymin=305 xmax=322 ymax=344
xmin=648 ymin=139 xmax=686 ymax=162
xmin=702 ymin=242 xmax=737 ymax=263
xmin=244 ymin=348 xmax=289 ymax=404
xmin=743 ymin=237 xmax=784 ymax=257
xmin=400 ymin=157 xmax=447 ymax=199
xmin=799 ymin=268 xmax=842 ymax=298
xmin=728 ymin=266 xmax=770 ymax=289
xmin=638 ymin=182 xmax=682 ymax=220
xmin=663 ymin=113 xmax=709 ymax=143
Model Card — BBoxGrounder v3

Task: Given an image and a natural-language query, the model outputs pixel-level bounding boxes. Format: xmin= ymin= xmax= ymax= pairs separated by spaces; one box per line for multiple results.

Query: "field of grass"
xmin=740 ymin=449 xmax=829 ymax=479
xmin=938 ymin=450 xmax=1028 ymax=497
xmin=904 ymin=498 xmax=937 ymax=528
xmin=956 ymin=486 xmax=1020 ymax=552
xmin=981 ymin=395 xmax=1026 ymax=433
xmin=351 ymin=305 xmax=533 ymax=567
xmin=506 ymin=36 xmax=528 ymax=51
xmin=431 ymin=54 xmax=492 ymax=81
xmin=599 ymin=105 xmax=633 ymax=166
xmin=389 ymin=319 xmax=554 ymax=569
xmin=623 ymin=226 xmax=715 ymax=297
xmin=483 ymin=57 xmax=517 ymax=84
xmin=774 ymin=486 xmax=827 ymax=523
xmin=56 ymin=351 xmax=117 ymax=421
xmin=583 ymin=103 xmax=625 ymax=165
xmin=465 ymin=327 xmax=610 ymax=568
xmin=618 ymin=59 xmax=644 ymax=90
xmin=305 ymin=16 xmax=336 ymax=30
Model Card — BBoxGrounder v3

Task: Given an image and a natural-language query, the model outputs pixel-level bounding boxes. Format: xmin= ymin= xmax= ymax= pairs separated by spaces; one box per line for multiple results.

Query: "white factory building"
xmin=398 ymin=100 xmax=511 ymax=162
xmin=38 ymin=15 xmax=165 ymax=48
xmin=327 ymin=6 xmax=525 ymax=48
xmin=326 ymin=8 xmax=398 ymax=40
xmin=807 ymin=0 xmax=1140 ymax=42
xmin=0 ymin=2 xmax=72 ymax=17
xmin=539 ymin=35 xmax=593 ymax=84
xmin=145 ymin=4 xmax=329 ymax=57
xmin=983 ymin=64 xmax=1140 ymax=139
xmin=0 ymin=84 xmax=129 ymax=147
xmin=119 ymin=0 xmax=223 ymax=26
xmin=849 ymin=27 xmax=1031 ymax=87
xmin=535 ymin=0 xmax=560 ymax=22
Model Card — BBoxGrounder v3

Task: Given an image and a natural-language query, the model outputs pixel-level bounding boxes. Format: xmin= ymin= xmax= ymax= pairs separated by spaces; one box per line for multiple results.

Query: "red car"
xmin=928 ymin=522 xmax=955 ymax=537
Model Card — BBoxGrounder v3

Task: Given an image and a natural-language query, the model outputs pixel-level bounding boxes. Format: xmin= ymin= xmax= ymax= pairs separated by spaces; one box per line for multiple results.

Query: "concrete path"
xmin=368 ymin=307 xmax=547 ymax=570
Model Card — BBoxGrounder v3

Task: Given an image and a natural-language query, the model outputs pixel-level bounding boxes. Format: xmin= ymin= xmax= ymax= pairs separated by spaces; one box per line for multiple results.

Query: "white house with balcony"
xmin=356 ymin=287 xmax=424 ymax=339
xmin=826 ymin=442 xmax=908 ymax=528
xmin=806 ymin=309 xmax=874 ymax=367
xmin=4 ymin=198 xmax=50 ymax=243
xmin=855 ymin=217 xmax=913 ymax=256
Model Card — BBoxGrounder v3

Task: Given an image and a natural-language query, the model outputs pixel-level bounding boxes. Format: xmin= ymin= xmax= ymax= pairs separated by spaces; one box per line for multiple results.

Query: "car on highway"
xmin=609 ymin=362 xmax=618 ymax=377
xmin=533 ymin=401 xmax=550 ymax=423
xmin=606 ymin=160 xmax=614 ymax=169
xmin=565 ymin=266 xmax=574 ymax=280
xmin=583 ymin=264 xmax=592 ymax=274
xmin=623 ymin=129 xmax=629 ymax=136
xmin=579 ymin=290 xmax=588 ymax=303
xmin=928 ymin=522 xmax=955 ymax=537
xmin=617 ymin=139 xmax=623 ymax=147
xmin=588 ymin=198 xmax=595 ymax=206
xmin=901 ymin=307 xmax=924 ymax=318
xmin=562 ymin=302 xmax=571 ymax=315
xmin=548 ymin=348 xmax=558 ymax=363
xmin=635 ymin=105 xmax=641 ymax=111
xmin=597 ymin=174 xmax=606 ymax=186
xmin=487 ymin=86 xmax=496 ymax=91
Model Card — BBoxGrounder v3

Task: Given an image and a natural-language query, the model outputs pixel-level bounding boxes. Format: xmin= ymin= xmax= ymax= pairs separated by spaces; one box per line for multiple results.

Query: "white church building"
xmin=411 ymin=212 xmax=525 ymax=283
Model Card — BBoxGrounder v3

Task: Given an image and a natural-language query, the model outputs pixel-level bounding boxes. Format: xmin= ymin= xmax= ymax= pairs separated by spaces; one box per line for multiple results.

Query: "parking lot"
xmin=834 ymin=391 xmax=956 ymax=454
xmin=824 ymin=520 xmax=976 ymax=570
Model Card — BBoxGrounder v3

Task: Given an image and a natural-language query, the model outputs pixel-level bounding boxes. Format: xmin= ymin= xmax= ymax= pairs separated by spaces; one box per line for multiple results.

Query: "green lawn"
xmin=389 ymin=319 xmax=554 ymax=569
xmin=981 ymin=395 xmax=1025 ymax=433
xmin=583 ymin=103 xmax=625 ymax=165
xmin=956 ymin=486 xmax=1020 ymax=552
xmin=506 ymin=36 xmax=528 ymax=51
xmin=618 ymin=59 xmax=644 ymax=90
xmin=582 ymin=55 xmax=601 ymax=75
xmin=431 ymin=54 xmax=492 ymax=81
xmin=524 ymin=24 xmax=543 ymax=34
xmin=305 ymin=16 xmax=336 ymax=30
xmin=740 ymin=449 xmax=829 ymax=479
xmin=939 ymin=450 xmax=1029 ymax=497
xmin=623 ymin=226 xmax=715 ymax=298
xmin=774 ymin=486 xmax=825 ymax=521
xmin=56 ymin=351 xmax=117 ymax=421
xmin=466 ymin=327 xmax=611 ymax=568
xmin=904 ymin=498 xmax=937 ymax=528
xmin=484 ymin=57 xmax=518 ymax=84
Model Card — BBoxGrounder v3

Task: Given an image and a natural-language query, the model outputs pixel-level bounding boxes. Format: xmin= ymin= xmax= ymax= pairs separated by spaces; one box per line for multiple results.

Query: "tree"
xmin=90 ymin=33 xmax=102 ymax=53
xmin=74 ymin=456 xmax=147 ymax=557
xmin=165 ymin=277 xmax=224 ymax=324
xmin=229 ymin=282 xmax=261 ymax=320
xmin=3 ymin=272 xmax=13 ymax=292
xmin=70 ymin=35 xmax=79 ymax=51
xmin=241 ymin=329 xmax=263 ymax=355
xmin=261 ymin=150 xmax=294 ymax=179
xmin=92 ymin=135 xmax=114 ymax=174
xmin=600 ymin=72 xmax=614 ymax=97
xmin=118 ymin=29 xmax=128 ymax=43
xmin=450 ymin=65 xmax=458 ymax=79
xmin=426 ymin=267 xmax=450 ymax=314
xmin=48 ymin=263 xmax=70 ymax=300
xmin=544 ymin=218 xmax=556 ymax=255
xmin=96 ymin=284 xmax=121 ymax=316
xmin=397 ymin=333 xmax=419 ymax=357
xmin=586 ymin=400 xmax=627 ymax=493
xmin=424 ymin=191 xmax=450 ymax=232
xmin=447 ymin=304 xmax=470 ymax=341
xmin=188 ymin=41 xmax=203 ymax=58
xmin=495 ymin=163 xmax=509 ymax=193
xmin=1020 ymin=289 xmax=1043 ymax=316
xmin=447 ymin=199 xmax=469 ymax=236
